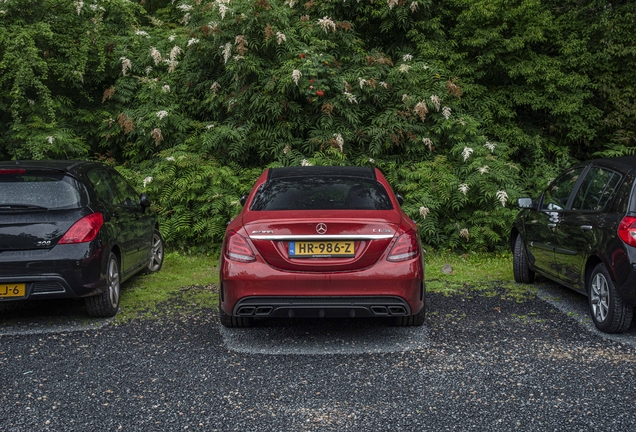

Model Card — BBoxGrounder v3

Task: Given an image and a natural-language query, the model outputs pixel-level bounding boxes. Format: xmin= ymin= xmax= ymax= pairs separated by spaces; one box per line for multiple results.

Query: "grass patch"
xmin=117 ymin=252 xmax=219 ymax=322
xmin=425 ymin=251 xmax=536 ymax=302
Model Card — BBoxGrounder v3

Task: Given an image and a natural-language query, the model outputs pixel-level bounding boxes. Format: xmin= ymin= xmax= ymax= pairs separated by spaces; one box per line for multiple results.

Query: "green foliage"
xmin=2 ymin=0 xmax=636 ymax=251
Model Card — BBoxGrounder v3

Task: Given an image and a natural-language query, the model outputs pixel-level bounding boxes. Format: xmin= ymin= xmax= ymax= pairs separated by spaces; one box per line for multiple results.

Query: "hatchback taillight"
xmin=387 ymin=230 xmax=419 ymax=262
xmin=618 ymin=216 xmax=636 ymax=247
xmin=0 ymin=168 xmax=26 ymax=174
xmin=58 ymin=213 xmax=104 ymax=244
xmin=225 ymin=231 xmax=256 ymax=262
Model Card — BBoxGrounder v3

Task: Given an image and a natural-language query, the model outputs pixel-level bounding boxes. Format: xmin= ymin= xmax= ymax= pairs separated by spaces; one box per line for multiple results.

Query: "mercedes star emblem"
xmin=316 ymin=223 xmax=328 ymax=235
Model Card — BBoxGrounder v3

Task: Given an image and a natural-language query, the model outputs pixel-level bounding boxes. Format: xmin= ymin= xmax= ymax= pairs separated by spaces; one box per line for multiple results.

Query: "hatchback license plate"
xmin=0 ymin=283 xmax=26 ymax=298
xmin=289 ymin=241 xmax=355 ymax=258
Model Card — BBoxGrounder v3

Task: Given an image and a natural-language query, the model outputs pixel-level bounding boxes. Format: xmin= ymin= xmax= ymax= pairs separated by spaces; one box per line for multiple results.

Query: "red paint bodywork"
xmin=219 ymin=168 xmax=425 ymax=318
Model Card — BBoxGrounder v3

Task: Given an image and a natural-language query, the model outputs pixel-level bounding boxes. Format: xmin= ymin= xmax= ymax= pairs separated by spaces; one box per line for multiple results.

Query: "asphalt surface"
xmin=1 ymin=283 xmax=636 ymax=431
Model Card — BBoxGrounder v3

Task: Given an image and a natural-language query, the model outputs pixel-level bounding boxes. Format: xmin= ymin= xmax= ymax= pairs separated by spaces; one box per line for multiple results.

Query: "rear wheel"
xmin=513 ymin=234 xmax=535 ymax=283
xmin=219 ymin=295 xmax=252 ymax=328
xmin=394 ymin=305 xmax=425 ymax=327
xmin=588 ymin=263 xmax=633 ymax=333
xmin=86 ymin=252 xmax=120 ymax=318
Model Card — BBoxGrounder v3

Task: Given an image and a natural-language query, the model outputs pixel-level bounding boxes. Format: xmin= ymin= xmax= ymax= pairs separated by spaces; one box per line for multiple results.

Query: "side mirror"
xmin=517 ymin=197 xmax=535 ymax=209
xmin=140 ymin=193 xmax=151 ymax=209
xmin=239 ymin=194 xmax=248 ymax=207
xmin=396 ymin=194 xmax=404 ymax=206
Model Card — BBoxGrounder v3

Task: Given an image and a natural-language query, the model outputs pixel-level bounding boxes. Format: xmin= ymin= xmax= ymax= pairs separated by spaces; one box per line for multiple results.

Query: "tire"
xmin=394 ymin=304 xmax=425 ymax=327
xmin=513 ymin=234 xmax=535 ymax=283
xmin=218 ymin=295 xmax=252 ymax=328
xmin=143 ymin=229 xmax=164 ymax=274
xmin=85 ymin=252 xmax=121 ymax=318
xmin=588 ymin=263 xmax=633 ymax=334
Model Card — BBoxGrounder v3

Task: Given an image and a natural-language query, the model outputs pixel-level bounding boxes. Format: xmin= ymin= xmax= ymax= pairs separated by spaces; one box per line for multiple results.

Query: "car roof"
xmin=583 ymin=156 xmax=636 ymax=173
xmin=268 ymin=166 xmax=376 ymax=180
xmin=0 ymin=160 xmax=102 ymax=172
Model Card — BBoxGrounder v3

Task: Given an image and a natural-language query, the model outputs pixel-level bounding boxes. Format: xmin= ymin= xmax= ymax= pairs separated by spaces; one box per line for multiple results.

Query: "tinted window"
xmin=0 ymin=173 xmax=87 ymax=210
xmin=540 ymin=167 xmax=584 ymax=211
xmin=87 ymin=169 xmax=118 ymax=205
xmin=109 ymin=169 xmax=139 ymax=206
xmin=250 ymin=177 xmax=393 ymax=210
xmin=571 ymin=167 xmax=621 ymax=211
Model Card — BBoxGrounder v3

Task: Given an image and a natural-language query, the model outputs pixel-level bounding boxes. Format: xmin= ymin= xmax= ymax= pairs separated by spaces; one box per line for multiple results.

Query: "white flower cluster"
xmin=458 ymin=183 xmax=469 ymax=195
xmin=358 ymin=78 xmax=367 ymax=89
xmin=419 ymin=206 xmax=430 ymax=218
xmin=143 ymin=177 xmax=153 ymax=188
xmin=317 ymin=16 xmax=336 ymax=33
xmin=285 ymin=0 xmax=296 ymax=7
xmin=120 ymin=57 xmax=132 ymax=76
xmin=169 ymin=34 xmax=177 ymax=42
xmin=47 ymin=136 xmax=55 ymax=144
xmin=75 ymin=0 xmax=83 ymax=15
xmin=410 ymin=1 xmax=418 ymax=12
xmin=277 ymin=32 xmax=286 ymax=45
xmin=334 ymin=133 xmax=344 ymax=152
xmin=150 ymin=47 xmax=162 ymax=65
xmin=156 ymin=110 xmax=169 ymax=120
xmin=217 ymin=0 xmax=231 ymax=20
xmin=166 ymin=156 xmax=175 ymax=162
xmin=422 ymin=137 xmax=433 ymax=151
xmin=430 ymin=95 xmax=441 ymax=111
xmin=292 ymin=69 xmax=302 ymax=85
xmin=222 ymin=42 xmax=232 ymax=64
xmin=388 ymin=0 xmax=398 ymax=9
xmin=398 ymin=64 xmax=411 ymax=73
xmin=211 ymin=81 xmax=221 ymax=94
xmin=497 ymin=190 xmax=508 ymax=207
xmin=177 ymin=3 xmax=192 ymax=12
xmin=135 ymin=30 xmax=150 ymax=37
xmin=462 ymin=146 xmax=473 ymax=161
xmin=478 ymin=166 xmax=489 ymax=175
xmin=402 ymin=94 xmax=410 ymax=103
xmin=460 ymin=228 xmax=470 ymax=240
xmin=344 ymin=92 xmax=358 ymax=104
xmin=283 ymin=145 xmax=291 ymax=154
xmin=187 ymin=38 xmax=199 ymax=47
xmin=368 ymin=158 xmax=375 ymax=164
xmin=442 ymin=106 xmax=451 ymax=120
xmin=402 ymin=53 xmax=413 ymax=62
xmin=379 ymin=81 xmax=389 ymax=89
xmin=484 ymin=141 xmax=496 ymax=152
xmin=162 ymin=85 xmax=171 ymax=93
xmin=301 ymin=159 xmax=312 ymax=166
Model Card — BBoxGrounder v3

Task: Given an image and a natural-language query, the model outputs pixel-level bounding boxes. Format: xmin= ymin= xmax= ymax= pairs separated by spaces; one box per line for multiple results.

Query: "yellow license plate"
xmin=0 ymin=283 xmax=26 ymax=298
xmin=289 ymin=241 xmax=355 ymax=258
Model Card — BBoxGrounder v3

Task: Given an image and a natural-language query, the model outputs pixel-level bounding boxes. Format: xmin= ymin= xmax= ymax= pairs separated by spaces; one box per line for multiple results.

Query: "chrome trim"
xmin=249 ymin=234 xmax=395 ymax=240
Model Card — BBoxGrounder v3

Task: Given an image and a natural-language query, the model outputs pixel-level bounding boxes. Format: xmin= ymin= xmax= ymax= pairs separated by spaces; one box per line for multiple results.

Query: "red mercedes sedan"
xmin=219 ymin=166 xmax=425 ymax=327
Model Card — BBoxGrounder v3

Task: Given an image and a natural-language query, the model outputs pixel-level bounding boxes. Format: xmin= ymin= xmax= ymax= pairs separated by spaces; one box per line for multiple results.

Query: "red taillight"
xmin=58 ymin=213 xmax=104 ymax=244
xmin=0 ymin=169 xmax=26 ymax=174
xmin=618 ymin=216 xmax=636 ymax=247
xmin=387 ymin=230 xmax=419 ymax=262
xmin=225 ymin=231 xmax=256 ymax=263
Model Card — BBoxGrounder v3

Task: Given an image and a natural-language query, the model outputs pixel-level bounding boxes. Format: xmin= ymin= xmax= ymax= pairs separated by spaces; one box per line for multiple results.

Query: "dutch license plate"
xmin=0 ymin=283 xmax=26 ymax=298
xmin=289 ymin=241 xmax=355 ymax=258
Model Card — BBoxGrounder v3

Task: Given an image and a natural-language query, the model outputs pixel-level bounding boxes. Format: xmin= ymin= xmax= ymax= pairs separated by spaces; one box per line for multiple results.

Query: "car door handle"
xmin=580 ymin=225 xmax=593 ymax=231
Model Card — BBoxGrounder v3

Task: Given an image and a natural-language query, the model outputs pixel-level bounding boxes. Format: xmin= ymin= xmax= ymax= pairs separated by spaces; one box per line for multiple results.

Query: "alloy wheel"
xmin=107 ymin=256 xmax=120 ymax=308
xmin=148 ymin=232 xmax=164 ymax=272
xmin=590 ymin=273 xmax=609 ymax=323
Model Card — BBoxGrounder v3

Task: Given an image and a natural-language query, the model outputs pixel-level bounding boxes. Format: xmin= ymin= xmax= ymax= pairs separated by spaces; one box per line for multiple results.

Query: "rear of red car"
xmin=219 ymin=166 xmax=425 ymax=327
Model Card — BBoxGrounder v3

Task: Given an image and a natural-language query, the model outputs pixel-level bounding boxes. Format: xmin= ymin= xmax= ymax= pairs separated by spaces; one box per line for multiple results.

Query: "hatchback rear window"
xmin=250 ymin=177 xmax=393 ymax=210
xmin=0 ymin=173 xmax=88 ymax=210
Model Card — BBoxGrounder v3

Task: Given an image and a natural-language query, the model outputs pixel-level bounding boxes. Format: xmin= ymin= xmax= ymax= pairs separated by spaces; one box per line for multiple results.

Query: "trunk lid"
xmin=0 ymin=210 xmax=85 ymax=251
xmin=244 ymin=210 xmax=400 ymax=272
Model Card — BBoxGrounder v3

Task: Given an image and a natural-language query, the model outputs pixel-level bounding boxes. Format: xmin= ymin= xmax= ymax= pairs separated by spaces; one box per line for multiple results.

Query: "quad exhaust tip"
xmin=236 ymin=304 xmax=407 ymax=317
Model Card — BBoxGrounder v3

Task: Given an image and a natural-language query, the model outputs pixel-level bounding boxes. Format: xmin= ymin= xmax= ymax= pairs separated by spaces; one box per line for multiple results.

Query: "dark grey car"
xmin=511 ymin=156 xmax=636 ymax=333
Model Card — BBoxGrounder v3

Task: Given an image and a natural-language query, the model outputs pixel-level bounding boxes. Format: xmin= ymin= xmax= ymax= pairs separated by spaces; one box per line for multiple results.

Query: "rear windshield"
xmin=0 ymin=173 xmax=88 ymax=210
xmin=250 ymin=177 xmax=394 ymax=211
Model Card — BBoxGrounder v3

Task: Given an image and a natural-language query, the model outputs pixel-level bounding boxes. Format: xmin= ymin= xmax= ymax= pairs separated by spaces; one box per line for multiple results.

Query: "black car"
xmin=512 ymin=156 xmax=636 ymax=333
xmin=0 ymin=160 xmax=164 ymax=317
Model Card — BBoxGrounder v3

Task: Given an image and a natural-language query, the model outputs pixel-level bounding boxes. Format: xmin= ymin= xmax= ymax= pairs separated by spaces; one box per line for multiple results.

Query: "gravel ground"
xmin=1 ymin=286 xmax=636 ymax=431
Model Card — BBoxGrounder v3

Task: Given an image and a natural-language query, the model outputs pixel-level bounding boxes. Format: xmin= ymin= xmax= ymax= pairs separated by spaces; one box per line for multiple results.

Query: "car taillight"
xmin=0 ymin=169 xmax=26 ymax=174
xmin=387 ymin=230 xmax=419 ymax=262
xmin=618 ymin=216 xmax=636 ymax=247
xmin=58 ymin=213 xmax=104 ymax=244
xmin=225 ymin=231 xmax=256 ymax=262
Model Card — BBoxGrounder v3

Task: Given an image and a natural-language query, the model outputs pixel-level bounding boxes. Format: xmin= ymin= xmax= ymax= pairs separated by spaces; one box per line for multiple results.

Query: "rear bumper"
xmin=220 ymin=256 xmax=425 ymax=317
xmin=0 ymin=242 xmax=108 ymax=301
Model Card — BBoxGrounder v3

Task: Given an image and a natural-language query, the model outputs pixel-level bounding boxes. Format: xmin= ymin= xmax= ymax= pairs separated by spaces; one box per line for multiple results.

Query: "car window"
xmin=250 ymin=177 xmax=394 ymax=210
xmin=540 ymin=167 xmax=584 ymax=211
xmin=0 ymin=173 xmax=87 ymax=210
xmin=87 ymin=169 xmax=118 ymax=205
xmin=571 ymin=167 xmax=621 ymax=211
xmin=108 ymin=169 xmax=140 ymax=207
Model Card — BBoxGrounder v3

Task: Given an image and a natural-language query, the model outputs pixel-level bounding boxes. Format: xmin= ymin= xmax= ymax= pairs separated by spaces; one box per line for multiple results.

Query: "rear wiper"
xmin=0 ymin=203 xmax=48 ymax=210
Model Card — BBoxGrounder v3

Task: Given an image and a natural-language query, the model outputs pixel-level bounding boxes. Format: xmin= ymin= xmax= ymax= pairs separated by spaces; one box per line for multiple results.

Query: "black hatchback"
xmin=0 ymin=160 xmax=164 ymax=317
xmin=511 ymin=156 xmax=636 ymax=333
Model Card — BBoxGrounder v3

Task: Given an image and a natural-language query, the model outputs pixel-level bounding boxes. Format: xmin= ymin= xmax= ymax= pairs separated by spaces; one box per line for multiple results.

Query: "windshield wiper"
xmin=0 ymin=203 xmax=48 ymax=210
